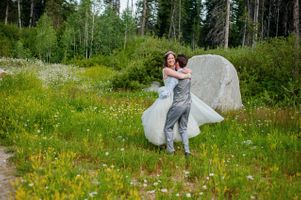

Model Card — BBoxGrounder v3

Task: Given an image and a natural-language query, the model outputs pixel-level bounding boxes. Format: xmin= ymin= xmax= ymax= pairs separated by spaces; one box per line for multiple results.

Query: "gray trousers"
xmin=164 ymin=104 xmax=191 ymax=153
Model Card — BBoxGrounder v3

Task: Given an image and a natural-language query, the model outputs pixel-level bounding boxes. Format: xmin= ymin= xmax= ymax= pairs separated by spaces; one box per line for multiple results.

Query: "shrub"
xmin=110 ymin=36 xmax=300 ymax=106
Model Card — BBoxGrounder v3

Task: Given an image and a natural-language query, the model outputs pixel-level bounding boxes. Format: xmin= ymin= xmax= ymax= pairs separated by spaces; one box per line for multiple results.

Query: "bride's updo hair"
xmin=163 ymin=50 xmax=176 ymax=67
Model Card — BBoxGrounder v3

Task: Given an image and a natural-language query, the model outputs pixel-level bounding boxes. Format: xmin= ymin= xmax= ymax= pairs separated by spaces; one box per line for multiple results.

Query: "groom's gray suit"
xmin=164 ymin=73 xmax=191 ymax=154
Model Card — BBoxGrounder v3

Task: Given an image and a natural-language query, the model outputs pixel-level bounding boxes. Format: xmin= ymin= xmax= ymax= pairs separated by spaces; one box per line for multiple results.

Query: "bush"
xmin=0 ymin=23 xmax=20 ymax=57
xmin=110 ymin=36 xmax=197 ymax=89
xmin=110 ymin=36 xmax=300 ymax=107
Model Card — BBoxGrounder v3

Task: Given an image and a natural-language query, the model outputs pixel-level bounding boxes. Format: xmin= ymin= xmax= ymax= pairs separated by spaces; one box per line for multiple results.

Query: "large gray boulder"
xmin=187 ymin=54 xmax=243 ymax=112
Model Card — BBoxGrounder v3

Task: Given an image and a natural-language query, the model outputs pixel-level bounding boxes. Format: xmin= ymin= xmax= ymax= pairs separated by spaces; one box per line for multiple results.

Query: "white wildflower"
xmin=89 ymin=191 xmax=97 ymax=197
xmin=247 ymin=175 xmax=254 ymax=181
xmin=161 ymin=188 xmax=168 ymax=193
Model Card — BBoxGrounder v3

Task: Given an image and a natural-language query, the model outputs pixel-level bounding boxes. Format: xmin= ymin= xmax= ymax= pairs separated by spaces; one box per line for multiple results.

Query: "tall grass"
xmin=0 ymin=58 xmax=300 ymax=199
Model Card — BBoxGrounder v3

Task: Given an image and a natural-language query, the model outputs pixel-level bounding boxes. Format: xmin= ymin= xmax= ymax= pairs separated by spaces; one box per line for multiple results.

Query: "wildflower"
xmin=153 ymin=182 xmax=158 ymax=186
xmin=183 ymin=170 xmax=190 ymax=175
xmin=186 ymin=193 xmax=191 ymax=198
xmin=209 ymin=173 xmax=214 ymax=177
xmin=143 ymin=183 xmax=148 ymax=187
xmin=147 ymin=190 xmax=155 ymax=194
xmin=105 ymin=152 xmax=109 ymax=156
xmin=199 ymin=192 xmax=204 ymax=195
xmin=28 ymin=183 xmax=34 ymax=187
xmin=89 ymin=191 xmax=97 ymax=197
xmin=120 ymin=148 xmax=125 ymax=152
xmin=247 ymin=175 xmax=254 ymax=181
xmin=161 ymin=188 xmax=168 ymax=193
xmin=250 ymin=195 xmax=256 ymax=199
xmin=206 ymin=176 xmax=210 ymax=180
xmin=175 ymin=193 xmax=180 ymax=197
xmin=102 ymin=163 xmax=107 ymax=167
xmin=242 ymin=140 xmax=252 ymax=145
xmin=202 ymin=185 xmax=207 ymax=190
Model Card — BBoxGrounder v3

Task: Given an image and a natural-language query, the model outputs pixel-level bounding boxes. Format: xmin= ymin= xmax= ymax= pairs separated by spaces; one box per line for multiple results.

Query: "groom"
xmin=164 ymin=54 xmax=192 ymax=157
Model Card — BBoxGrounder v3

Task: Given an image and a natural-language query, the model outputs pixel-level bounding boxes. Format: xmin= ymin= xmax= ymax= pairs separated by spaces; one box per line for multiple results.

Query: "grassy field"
xmin=0 ymin=58 xmax=300 ymax=199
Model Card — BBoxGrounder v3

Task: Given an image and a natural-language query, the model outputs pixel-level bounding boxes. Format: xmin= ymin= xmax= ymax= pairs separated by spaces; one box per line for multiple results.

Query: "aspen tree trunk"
xmin=17 ymin=0 xmax=22 ymax=28
xmin=253 ymin=0 xmax=259 ymax=47
xmin=224 ymin=0 xmax=230 ymax=48
xmin=29 ymin=0 xmax=34 ymax=27
xmin=84 ymin=6 xmax=89 ymax=58
xmin=261 ymin=0 xmax=265 ymax=39
xmin=178 ymin=0 xmax=181 ymax=40
xmin=168 ymin=1 xmax=176 ymax=39
xmin=140 ymin=0 xmax=147 ymax=36
xmin=242 ymin=0 xmax=249 ymax=46
xmin=293 ymin=0 xmax=300 ymax=78
xmin=275 ymin=0 xmax=280 ymax=36
xmin=90 ymin=8 xmax=95 ymax=57
xmin=5 ymin=0 xmax=9 ymax=25
xmin=124 ymin=0 xmax=129 ymax=49
xmin=267 ymin=0 xmax=272 ymax=38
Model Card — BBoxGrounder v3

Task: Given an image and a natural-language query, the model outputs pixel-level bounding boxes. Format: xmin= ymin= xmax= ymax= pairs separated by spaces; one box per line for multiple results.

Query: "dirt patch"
xmin=0 ymin=146 xmax=15 ymax=199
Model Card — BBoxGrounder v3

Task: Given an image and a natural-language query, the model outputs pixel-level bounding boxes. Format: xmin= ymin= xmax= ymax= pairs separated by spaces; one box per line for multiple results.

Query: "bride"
xmin=142 ymin=51 xmax=223 ymax=146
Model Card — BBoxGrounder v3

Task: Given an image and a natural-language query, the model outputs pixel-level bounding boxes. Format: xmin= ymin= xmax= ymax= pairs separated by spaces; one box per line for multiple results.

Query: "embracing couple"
xmin=142 ymin=51 xmax=224 ymax=156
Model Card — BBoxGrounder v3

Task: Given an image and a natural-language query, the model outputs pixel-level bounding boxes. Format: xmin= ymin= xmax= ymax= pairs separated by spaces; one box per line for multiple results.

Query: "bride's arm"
xmin=163 ymin=67 xmax=191 ymax=79
xmin=181 ymin=67 xmax=192 ymax=74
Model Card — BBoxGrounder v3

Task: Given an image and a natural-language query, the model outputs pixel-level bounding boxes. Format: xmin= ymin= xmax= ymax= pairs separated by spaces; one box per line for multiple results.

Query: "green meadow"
xmin=0 ymin=58 xmax=300 ymax=199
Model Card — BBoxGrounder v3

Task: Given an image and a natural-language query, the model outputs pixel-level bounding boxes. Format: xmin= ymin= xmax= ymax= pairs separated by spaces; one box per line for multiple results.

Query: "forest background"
xmin=0 ymin=1 xmax=300 ymax=198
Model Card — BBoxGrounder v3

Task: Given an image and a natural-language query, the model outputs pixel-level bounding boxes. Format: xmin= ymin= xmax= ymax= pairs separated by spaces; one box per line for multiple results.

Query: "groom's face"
xmin=175 ymin=62 xmax=180 ymax=70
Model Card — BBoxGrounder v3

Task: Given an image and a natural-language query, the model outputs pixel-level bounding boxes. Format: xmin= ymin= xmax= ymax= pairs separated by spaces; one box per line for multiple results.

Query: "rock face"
xmin=187 ymin=54 xmax=243 ymax=112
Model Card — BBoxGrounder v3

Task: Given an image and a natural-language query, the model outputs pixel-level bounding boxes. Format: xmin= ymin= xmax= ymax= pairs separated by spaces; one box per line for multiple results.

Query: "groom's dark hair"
xmin=176 ymin=54 xmax=188 ymax=68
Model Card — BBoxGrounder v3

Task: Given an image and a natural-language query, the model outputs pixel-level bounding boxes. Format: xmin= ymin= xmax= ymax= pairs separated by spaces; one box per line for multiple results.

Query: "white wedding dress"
xmin=142 ymin=76 xmax=224 ymax=146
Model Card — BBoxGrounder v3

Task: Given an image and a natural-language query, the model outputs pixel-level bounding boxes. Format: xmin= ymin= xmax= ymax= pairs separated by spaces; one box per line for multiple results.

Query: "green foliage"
xmin=0 ymin=23 xmax=20 ymax=57
xmin=110 ymin=36 xmax=195 ymax=89
xmin=35 ymin=14 xmax=58 ymax=62
xmin=110 ymin=36 xmax=300 ymax=107
xmin=204 ymin=36 xmax=301 ymax=107
xmin=93 ymin=8 xmax=124 ymax=55
xmin=12 ymin=40 xmax=32 ymax=59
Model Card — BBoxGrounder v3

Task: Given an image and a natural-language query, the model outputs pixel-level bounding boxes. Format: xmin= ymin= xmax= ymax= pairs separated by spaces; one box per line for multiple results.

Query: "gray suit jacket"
xmin=172 ymin=76 xmax=191 ymax=107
